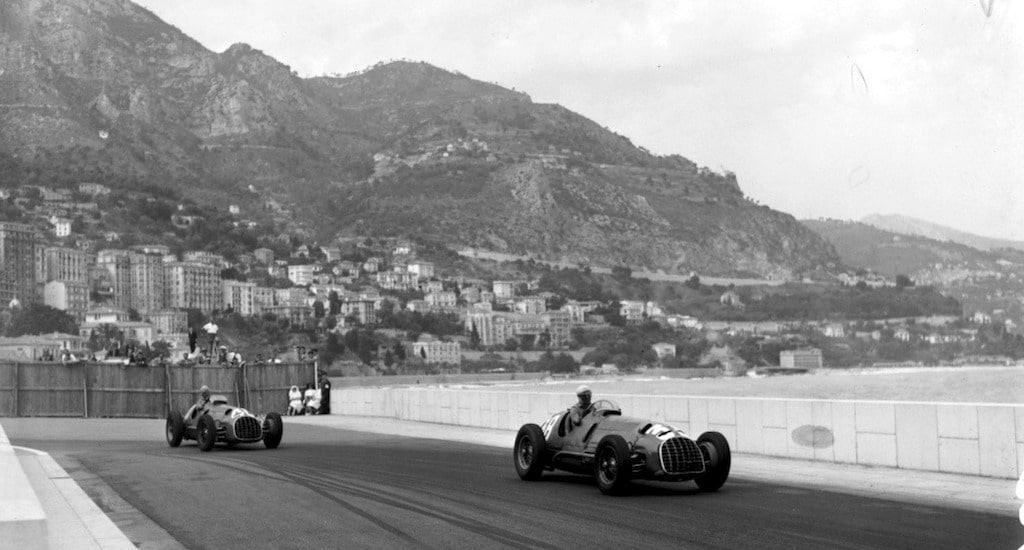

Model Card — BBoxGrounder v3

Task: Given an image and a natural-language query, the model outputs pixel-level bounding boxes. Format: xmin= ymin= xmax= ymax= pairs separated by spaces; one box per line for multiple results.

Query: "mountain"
xmin=0 ymin=0 xmax=839 ymax=278
xmin=801 ymin=218 xmax=1014 ymax=277
xmin=861 ymin=214 xmax=1024 ymax=253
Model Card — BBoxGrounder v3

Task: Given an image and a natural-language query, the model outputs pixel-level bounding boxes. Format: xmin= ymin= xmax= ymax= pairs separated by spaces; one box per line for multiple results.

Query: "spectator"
xmin=303 ymin=383 xmax=320 ymax=415
xmin=188 ymin=327 xmax=198 ymax=354
xmin=319 ymin=373 xmax=331 ymax=415
xmin=287 ymin=385 xmax=303 ymax=415
xmin=202 ymin=321 xmax=219 ymax=356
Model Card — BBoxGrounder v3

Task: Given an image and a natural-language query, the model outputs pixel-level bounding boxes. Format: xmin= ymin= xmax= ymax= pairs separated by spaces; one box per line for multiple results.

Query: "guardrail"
xmin=337 ymin=387 xmax=1023 ymax=480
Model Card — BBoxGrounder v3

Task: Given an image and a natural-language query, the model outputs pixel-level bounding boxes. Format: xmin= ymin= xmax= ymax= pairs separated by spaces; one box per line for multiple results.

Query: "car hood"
xmin=594 ymin=414 xmax=652 ymax=435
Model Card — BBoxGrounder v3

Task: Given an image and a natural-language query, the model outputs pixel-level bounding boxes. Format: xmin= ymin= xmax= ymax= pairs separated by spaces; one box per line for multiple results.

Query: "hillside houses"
xmin=0 ymin=183 xmax=1007 ymax=370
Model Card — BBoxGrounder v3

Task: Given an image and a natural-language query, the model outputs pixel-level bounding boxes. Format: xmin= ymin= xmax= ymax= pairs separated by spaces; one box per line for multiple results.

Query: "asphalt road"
xmin=6 ymin=420 xmax=1020 ymax=550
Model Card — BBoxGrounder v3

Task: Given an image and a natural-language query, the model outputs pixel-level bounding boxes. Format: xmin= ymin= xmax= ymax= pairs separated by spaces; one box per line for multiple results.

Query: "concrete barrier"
xmin=336 ymin=388 xmax=1023 ymax=480
xmin=0 ymin=422 xmax=47 ymax=550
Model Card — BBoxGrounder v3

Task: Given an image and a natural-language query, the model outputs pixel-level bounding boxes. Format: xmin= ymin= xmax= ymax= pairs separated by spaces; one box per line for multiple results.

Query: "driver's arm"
xmin=569 ymin=405 xmax=582 ymax=426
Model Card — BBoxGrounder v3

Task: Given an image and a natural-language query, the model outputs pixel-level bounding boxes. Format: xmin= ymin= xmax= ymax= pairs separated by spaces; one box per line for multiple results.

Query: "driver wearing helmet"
xmin=569 ymin=385 xmax=593 ymax=427
xmin=192 ymin=385 xmax=211 ymax=419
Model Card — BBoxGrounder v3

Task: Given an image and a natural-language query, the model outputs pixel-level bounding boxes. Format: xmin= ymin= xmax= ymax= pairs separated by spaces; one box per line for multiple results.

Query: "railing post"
xmin=82 ymin=362 xmax=89 ymax=418
xmin=164 ymin=362 xmax=171 ymax=416
xmin=14 ymin=362 xmax=20 ymax=417
xmin=242 ymin=362 xmax=250 ymax=410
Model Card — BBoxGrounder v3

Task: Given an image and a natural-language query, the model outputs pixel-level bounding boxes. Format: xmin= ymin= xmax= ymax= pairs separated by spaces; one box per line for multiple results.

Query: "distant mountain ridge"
xmin=801 ymin=218 xmax=1017 ymax=277
xmin=861 ymin=214 xmax=1024 ymax=253
xmin=0 ymin=0 xmax=839 ymax=278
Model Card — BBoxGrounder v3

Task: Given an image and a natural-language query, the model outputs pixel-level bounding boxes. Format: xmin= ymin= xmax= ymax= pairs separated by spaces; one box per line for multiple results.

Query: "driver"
xmin=191 ymin=385 xmax=211 ymax=418
xmin=569 ymin=385 xmax=593 ymax=426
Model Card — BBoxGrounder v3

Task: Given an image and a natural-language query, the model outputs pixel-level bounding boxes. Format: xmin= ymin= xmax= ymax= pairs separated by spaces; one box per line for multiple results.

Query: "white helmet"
xmin=576 ymin=385 xmax=591 ymax=396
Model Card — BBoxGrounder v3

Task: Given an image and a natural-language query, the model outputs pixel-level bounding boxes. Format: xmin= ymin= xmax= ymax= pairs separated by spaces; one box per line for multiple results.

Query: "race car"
xmin=513 ymin=399 xmax=730 ymax=495
xmin=165 ymin=394 xmax=283 ymax=451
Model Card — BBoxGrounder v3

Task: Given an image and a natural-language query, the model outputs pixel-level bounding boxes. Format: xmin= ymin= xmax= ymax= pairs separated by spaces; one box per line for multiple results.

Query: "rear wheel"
xmin=197 ymin=414 xmax=217 ymax=452
xmin=694 ymin=431 xmax=731 ymax=492
xmin=595 ymin=435 xmax=631 ymax=495
xmin=513 ymin=424 xmax=547 ymax=480
xmin=263 ymin=412 xmax=283 ymax=449
xmin=165 ymin=411 xmax=184 ymax=447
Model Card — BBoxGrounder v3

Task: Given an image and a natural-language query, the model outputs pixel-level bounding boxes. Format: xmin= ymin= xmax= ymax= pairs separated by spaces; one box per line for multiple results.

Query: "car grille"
xmin=234 ymin=416 xmax=262 ymax=441
xmin=659 ymin=437 xmax=704 ymax=474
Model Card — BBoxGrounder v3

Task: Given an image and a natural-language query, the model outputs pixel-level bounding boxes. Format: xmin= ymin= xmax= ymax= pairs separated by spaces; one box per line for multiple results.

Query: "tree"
xmin=611 ymin=265 xmax=632 ymax=281
xmin=150 ymin=340 xmax=172 ymax=359
xmin=4 ymin=304 xmax=78 ymax=336
xmin=127 ymin=308 xmax=142 ymax=322
xmin=313 ymin=301 xmax=325 ymax=318
xmin=519 ymin=333 xmax=536 ymax=351
xmin=685 ymin=275 xmax=701 ymax=290
xmin=328 ymin=291 xmax=341 ymax=315
xmin=469 ymin=323 xmax=481 ymax=349
xmin=384 ymin=349 xmax=395 ymax=368
xmin=394 ymin=342 xmax=406 ymax=361
xmin=895 ymin=274 xmax=915 ymax=289
xmin=537 ymin=329 xmax=551 ymax=349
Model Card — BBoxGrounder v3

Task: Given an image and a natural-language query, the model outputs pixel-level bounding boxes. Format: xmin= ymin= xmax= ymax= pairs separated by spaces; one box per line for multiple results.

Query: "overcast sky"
xmin=134 ymin=0 xmax=1023 ymax=241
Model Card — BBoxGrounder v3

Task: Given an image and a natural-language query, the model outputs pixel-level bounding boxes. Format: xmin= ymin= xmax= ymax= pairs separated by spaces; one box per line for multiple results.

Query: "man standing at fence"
xmin=202 ymin=321 xmax=219 ymax=357
xmin=188 ymin=327 xmax=198 ymax=354
xmin=319 ymin=370 xmax=331 ymax=415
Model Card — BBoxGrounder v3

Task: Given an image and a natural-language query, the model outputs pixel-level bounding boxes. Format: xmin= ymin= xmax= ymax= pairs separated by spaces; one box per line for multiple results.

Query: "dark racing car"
xmin=514 ymin=399 xmax=731 ymax=494
xmin=165 ymin=394 xmax=283 ymax=451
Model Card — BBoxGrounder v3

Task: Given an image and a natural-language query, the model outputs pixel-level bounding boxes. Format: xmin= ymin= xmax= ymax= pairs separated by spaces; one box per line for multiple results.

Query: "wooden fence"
xmin=0 ymin=361 xmax=316 ymax=418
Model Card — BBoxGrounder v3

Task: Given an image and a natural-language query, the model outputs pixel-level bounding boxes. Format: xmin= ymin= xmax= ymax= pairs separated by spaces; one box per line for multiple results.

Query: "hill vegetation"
xmin=0 ymin=0 xmax=838 ymax=278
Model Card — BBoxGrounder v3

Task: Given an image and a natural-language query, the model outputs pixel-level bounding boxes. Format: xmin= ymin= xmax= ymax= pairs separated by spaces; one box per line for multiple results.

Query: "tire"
xmin=513 ymin=424 xmax=546 ymax=480
xmin=165 ymin=411 xmax=184 ymax=447
xmin=197 ymin=414 xmax=217 ymax=452
xmin=694 ymin=431 xmax=731 ymax=492
xmin=263 ymin=412 xmax=283 ymax=449
xmin=594 ymin=435 xmax=631 ymax=495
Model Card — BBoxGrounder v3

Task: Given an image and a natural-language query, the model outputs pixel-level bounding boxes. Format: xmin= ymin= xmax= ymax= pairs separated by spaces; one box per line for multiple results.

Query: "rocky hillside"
xmin=0 ymin=0 xmax=839 ymax=278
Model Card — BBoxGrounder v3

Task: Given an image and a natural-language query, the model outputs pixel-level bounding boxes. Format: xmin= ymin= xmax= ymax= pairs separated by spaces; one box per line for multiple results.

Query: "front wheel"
xmin=197 ymin=414 xmax=217 ymax=452
xmin=166 ymin=411 xmax=184 ymax=447
xmin=513 ymin=424 xmax=546 ymax=480
xmin=694 ymin=431 xmax=731 ymax=492
xmin=263 ymin=412 xmax=283 ymax=449
xmin=595 ymin=435 xmax=631 ymax=495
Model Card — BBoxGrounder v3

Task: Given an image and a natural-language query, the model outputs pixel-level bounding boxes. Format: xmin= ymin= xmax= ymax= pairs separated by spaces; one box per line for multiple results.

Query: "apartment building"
xmin=288 ymin=264 xmax=315 ymax=286
xmin=222 ymin=280 xmax=257 ymax=316
xmin=42 ymin=280 xmax=89 ymax=322
xmin=779 ymin=348 xmax=823 ymax=369
xmin=492 ymin=280 xmax=516 ymax=299
xmin=0 ymin=222 xmax=40 ymax=304
xmin=164 ymin=261 xmax=219 ymax=312
xmin=407 ymin=261 xmax=434 ymax=279
xmin=42 ymin=247 xmax=89 ymax=283
xmin=340 ymin=299 xmax=376 ymax=325
xmin=407 ymin=338 xmax=461 ymax=365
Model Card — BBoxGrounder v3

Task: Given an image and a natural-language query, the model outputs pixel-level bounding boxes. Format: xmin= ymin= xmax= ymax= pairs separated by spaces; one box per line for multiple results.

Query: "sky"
xmin=133 ymin=0 xmax=1024 ymax=241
